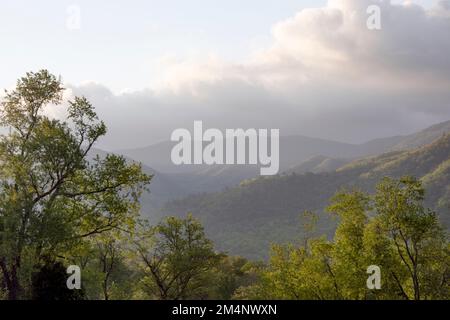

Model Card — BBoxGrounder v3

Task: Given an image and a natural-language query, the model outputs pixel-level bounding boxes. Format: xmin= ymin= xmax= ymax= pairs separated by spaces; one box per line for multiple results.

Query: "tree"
xmin=234 ymin=239 xmax=338 ymax=300
xmin=326 ymin=190 xmax=370 ymax=299
xmin=99 ymin=240 xmax=119 ymax=300
xmin=206 ymin=256 xmax=254 ymax=300
xmin=0 ymin=70 xmax=151 ymax=299
xmin=135 ymin=215 xmax=220 ymax=300
xmin=93 ymin=230 xmax=141 ymax=300
xmin=236 ymin=177 xmax=449 ymax=300
xmin=62 ymin=230 xmax=140 ymax=300
xmin=374 ymin=176 xmax=448 ymax=300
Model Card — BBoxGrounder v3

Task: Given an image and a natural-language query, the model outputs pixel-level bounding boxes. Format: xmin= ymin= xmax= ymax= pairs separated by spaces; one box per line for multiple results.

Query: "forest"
xmin=0 ymin=71 xmax=448 ymax=300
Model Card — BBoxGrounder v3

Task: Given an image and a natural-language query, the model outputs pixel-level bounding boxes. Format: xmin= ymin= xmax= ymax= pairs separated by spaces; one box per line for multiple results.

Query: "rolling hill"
xmin=114 ymin=121 xmax=450 ymax=213
xmin=118 ymin=120 xmax=450 ymax=174
xmin=158 ymin=134 xmax=450 ymax=260
xmin=285 ymin=155 xmax=350 ymax=174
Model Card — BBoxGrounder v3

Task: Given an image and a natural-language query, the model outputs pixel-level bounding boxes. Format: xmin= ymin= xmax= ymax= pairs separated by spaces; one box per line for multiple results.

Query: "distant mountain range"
xmin=117 ymin=120 xmax=450 ymax=174
xmin=157 ymin=131 xmax=450 ymax=260
xmin=112 ymin=120 xmax=450 ymax=212
xmin=98 ymin=120 xmax=450 ymax=259
xmin=285 ymin=155 xmax=349 ymax=175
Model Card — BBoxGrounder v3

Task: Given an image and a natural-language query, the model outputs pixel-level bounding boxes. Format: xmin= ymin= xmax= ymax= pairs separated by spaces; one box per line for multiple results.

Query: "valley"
xmin=111 ymin=120 xmax=450 ymax=260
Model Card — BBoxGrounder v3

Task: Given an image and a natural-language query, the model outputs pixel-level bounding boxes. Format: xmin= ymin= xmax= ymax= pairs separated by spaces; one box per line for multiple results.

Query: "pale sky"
xmin=0 ymin=0 xmax=436 ymax=91
xmin=1 ymin=0 xmax=448 ymax=150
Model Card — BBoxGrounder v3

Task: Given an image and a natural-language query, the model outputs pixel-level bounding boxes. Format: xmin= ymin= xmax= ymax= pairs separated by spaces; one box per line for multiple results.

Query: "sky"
xmin=0 ymin=0 xmax=436 ymax=90
xmin=0 ymin=0 xmax=326 ymax=91
xmin=1 ymin=0 xmax=449 ymax=149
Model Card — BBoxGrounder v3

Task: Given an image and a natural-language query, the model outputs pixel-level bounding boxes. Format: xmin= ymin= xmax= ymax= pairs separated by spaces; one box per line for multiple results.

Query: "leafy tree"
xmin=373 ymin=176 xmax=448 ymax=300
xmin=206 ymin=256 xmax=254 ymax=300
xmin=65 ymin=230 xmax=140 ymax=300
xmin=326 ymin=190 xmax=370 ymax=299
xmin=0 ymin=71 xmax=151 ymax=299
xmin=135 ymin=215 xmax=220 ymax=300
xmin=95 ymin=235 xmax=124 ymax=301
xmin=234 ymin=239 xmax=337 ymax=300
xmin=237 ymin=177 xmax=449 ymax=300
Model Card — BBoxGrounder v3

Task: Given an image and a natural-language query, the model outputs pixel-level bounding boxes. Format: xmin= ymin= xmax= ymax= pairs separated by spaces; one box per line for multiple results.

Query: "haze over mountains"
xmin=103 ymin=120 xmax=450 ymax=259
xmin=114 ymin=120 xmax=450 ymax=203
xmin=118 ymin=120 xmax=450 ymax=174
xmin=160 ymin=131 xmax=450 ymax=260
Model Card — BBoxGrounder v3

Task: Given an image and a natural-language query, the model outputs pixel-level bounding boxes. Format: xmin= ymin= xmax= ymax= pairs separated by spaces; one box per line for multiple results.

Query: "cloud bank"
xmin=65 ymin=0 xmax=450 ymax=150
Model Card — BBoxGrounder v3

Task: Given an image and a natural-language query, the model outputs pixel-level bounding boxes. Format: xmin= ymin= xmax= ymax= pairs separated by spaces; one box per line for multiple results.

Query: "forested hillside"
xmin=161 ymin=134 xmax=450 ymax=259
xmin=120 ymin=120 xmax=450 ymax=174
xmin=122 ymin=121 xmax=450 ymax=219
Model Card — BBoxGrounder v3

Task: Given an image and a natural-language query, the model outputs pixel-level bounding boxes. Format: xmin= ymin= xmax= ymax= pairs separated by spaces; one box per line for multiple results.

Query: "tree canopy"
xmin=237 ymin=177 xmax=449 ymax=300
xmin=0 ymin=70 xmax=151 ymax=299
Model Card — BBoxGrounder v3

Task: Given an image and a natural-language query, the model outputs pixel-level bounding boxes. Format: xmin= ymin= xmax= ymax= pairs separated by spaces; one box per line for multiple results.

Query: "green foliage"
xmin=373 ymin=177 xmax=448 ymax=300
xmin=0 ymin=70 xmax=151 ymax=299
xmin=237 ymin=177 xmax=449 ymax=300
xmin=205 ymin=256 xmax=257 ymax=300
xmin=134 ymin=215 xmax=222 ymax=300
xmin=162 ymin=134 xmax=450 ymax=259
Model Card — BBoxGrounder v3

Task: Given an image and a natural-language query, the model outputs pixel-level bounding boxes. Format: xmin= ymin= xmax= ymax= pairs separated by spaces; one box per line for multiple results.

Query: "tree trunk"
xmin=0 ymin=259 xmax=21 ymax=300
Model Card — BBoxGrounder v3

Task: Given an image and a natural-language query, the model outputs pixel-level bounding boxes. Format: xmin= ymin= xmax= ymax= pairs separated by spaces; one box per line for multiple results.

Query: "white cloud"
xmin=64 ymin=0 xmax=450 ymax=149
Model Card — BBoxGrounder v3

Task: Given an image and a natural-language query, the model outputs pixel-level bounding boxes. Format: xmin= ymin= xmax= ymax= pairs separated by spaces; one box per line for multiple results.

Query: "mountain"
xmin=116 ymin=136 xmax=358 ymax=174
xmin=390 ymin=120 xmax=450 ymax=151
xmin=117 ymin=140 xmax=182 ymax=174
xmin=117 ymin=120 xmax=450 ymax=174
xmin=159 ymin=134 xmax=450 ymax=260
xmin=285 ymin=155 xmax=350 ymax=174
xmin=142 ymin=165 xmax=260 ymax=216
xmin=116 ymin=121 xmax=450 ymax=205
xmin=112 ymin=120 xmax=450 ymax=228
xmin=89 ymin=148 xmax=188 ymax=210
xmin=105 ymin=119 xmax=450 ymax=231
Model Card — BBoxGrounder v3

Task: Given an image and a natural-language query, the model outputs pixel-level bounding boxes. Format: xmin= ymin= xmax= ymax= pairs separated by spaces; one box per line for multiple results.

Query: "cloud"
xmin=65 ymin=0 xmax=450 ymax=149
